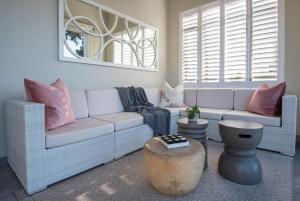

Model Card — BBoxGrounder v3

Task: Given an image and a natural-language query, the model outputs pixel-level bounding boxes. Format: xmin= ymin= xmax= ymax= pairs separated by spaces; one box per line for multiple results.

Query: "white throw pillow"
xmin=159 ymin=82 xmax=185 ymax=107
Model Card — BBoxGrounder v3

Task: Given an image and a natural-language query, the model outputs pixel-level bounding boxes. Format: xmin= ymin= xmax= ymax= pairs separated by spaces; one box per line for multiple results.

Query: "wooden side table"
xmin=144 ymin=137 xmax=205 ymax=196
xmin=177 ymin=118 xmax=209 ymax=169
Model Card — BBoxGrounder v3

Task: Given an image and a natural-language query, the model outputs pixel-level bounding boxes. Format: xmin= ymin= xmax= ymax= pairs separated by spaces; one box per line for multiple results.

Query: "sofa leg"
xmin=27 ymin=186 xmax=48 ymax=195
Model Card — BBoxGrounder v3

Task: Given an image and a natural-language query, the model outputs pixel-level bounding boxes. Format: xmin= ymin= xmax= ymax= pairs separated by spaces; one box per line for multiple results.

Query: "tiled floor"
xmin=0 ymin=141 xmax=299 ymax=201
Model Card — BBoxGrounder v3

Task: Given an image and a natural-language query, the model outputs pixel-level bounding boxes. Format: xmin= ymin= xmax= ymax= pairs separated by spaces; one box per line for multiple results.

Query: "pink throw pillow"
xmin=247 ymin=82 xmax=286 ymax=116
xmin=24 ymin=78 xmax=75 ymax=130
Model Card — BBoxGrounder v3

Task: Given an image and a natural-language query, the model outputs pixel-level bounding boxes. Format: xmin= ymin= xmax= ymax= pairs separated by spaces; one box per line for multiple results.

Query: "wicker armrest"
xmin=281 ymin=95 xmax=297 ymax=132
xmin=5 ymin=98 xmax=46 ymax=152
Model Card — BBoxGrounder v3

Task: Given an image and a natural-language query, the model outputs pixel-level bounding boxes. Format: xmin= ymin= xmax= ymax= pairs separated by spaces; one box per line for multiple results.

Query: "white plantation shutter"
xmin=224 ymin=0 xmax=247 ymax=82
xmin=113 ymin=28 xmax=156 ymax=67
xmin=144 ymin=28 xmax=156 ymax=68
xmin=113 ymin=42 xmax=122 ymax=64
xmin=132 ymin=29 xmax=143 ymax=66
xmin=180 ymin=0 xmax=282 ymax=86
xmin=181 ymin=12 xmax=198 ymax=83
xmin=201 ymin=2 xmax=220 ymax=83
xmin=113 ymin=35 xmax=122 ymax=64
xmin=251 ymin=0 xmax=279 ymax=81
xmin=113 ymin=33 xmax=132 ymax=65
xmin=122 ymin=34 xmax=132 ymax=66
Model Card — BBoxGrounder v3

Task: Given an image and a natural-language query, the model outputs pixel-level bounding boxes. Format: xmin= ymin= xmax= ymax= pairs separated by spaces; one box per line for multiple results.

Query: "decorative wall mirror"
xmin=59 ymin=0 xmax=159 ymax=71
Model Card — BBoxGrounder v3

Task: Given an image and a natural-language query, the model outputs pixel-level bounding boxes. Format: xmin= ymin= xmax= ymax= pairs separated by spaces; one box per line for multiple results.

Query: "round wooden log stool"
xmin=177 ymin=118 xmax=209 ymax=170
xmin=144 ymin=137 xmax=205 ymax=196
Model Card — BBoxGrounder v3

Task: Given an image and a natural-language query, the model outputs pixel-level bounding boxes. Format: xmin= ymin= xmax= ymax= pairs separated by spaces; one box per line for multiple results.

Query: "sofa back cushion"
xmin=184 ymin=89 xmax=197 ymax=106
xmin=197 ymin=89 xmax=234 ymax=109
xmin=69 ymin=90 xmax=89 ymax=119
xmin=234 ymin=89 xmax=255 ymax=111
xmin=87 ymin=89 xmax=124 ymax=116
xmin=144 ymin=88 xmax=161 ymax=106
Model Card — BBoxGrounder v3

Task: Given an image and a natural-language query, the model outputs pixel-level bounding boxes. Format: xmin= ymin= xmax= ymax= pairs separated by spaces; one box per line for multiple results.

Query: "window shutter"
xmin=224 ymin=0 xmax=247 ymax=82
xmin=181 ymin=12 xmax=198 ymax=83
xmin=122 ymin=34 xmax=132 ymax=65
xmin=251 ymin=0 xmax=279 ymax=81
xmin=201 ymin=2 xmax=221 ymax=83
xmin=180 ymin=0 xmax=282 ymax=86
xmin=133 ymin=29 xmax=142 ymax=66
xmin=144 ymin=28 xmax=156 ymax=68
xmin=113 ymin=35 xmax=122 ymax=64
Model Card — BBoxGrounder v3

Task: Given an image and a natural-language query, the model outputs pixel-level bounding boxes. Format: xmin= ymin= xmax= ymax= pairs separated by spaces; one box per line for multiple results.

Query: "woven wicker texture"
xmin=5 ymin=94 xmax=297 ymax=194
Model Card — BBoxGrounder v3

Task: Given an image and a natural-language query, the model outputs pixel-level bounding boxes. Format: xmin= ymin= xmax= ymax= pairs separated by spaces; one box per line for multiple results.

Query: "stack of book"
xmin=160 ymin=134 xmax=189 ymax=149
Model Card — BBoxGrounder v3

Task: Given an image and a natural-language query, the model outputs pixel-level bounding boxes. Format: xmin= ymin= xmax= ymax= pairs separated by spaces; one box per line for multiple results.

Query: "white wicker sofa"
xmin=181 ymin=89 xmax=298 ymax=157
xmin=4 ymin=88 xmax=297 ymax=195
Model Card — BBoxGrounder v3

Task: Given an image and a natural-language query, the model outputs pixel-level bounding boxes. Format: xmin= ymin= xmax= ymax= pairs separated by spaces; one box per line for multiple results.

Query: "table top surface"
xmin=219 ymin=120 xmax=263 ymax=130
xmin=144 ymin=137 xmax=203 ymax=157
xmin=177 ymin=118 xmax=208 ymax=129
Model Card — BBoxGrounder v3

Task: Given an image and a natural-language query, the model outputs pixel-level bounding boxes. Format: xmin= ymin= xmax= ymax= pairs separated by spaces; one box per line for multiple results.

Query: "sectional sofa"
xmin=4 ymin=88 xmax=297 ymax=194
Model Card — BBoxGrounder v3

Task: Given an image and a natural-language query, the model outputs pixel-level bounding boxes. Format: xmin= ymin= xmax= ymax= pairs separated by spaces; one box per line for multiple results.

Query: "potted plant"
xmin=185 ymin=106 xmax=200 ymax=122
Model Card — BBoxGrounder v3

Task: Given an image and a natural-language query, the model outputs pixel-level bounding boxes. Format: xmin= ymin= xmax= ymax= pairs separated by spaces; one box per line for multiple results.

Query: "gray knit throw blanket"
xmin=115 ymin=86 xmax=170 ymax=136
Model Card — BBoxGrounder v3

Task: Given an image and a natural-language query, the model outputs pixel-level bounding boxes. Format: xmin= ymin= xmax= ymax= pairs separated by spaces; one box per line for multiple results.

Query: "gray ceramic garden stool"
xmin=218 ymin=120 xmax=264 ymax=185
xmin=177 ymin=118 xmax=209 ymax=169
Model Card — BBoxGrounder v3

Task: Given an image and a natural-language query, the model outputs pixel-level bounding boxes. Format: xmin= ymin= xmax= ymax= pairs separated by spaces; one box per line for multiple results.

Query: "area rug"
xmin=15 ymin=141 xmax=294 ymax=201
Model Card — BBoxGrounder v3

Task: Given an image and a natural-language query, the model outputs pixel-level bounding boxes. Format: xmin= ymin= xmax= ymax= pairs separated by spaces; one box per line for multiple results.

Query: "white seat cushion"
xmin=46 ymin=118 xmax=114 ymax=148
xmin=165 ymin=107 xmax=187 ymax=117
xmin=180 ymin=108 xmax=230 ymax=120
xmin=93 ymin=112 xmax=144 ymax=131
xmin=200 ymin=108 xmax=231 ymax=120
xmin=69 ymin=90 xmax=89 ymax=119
xmin=223 ymin=110 xmax=281 ymax=127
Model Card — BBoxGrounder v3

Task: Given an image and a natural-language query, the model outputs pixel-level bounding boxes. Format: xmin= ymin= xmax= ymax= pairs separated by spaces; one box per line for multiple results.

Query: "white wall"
xmin=167 ymin=0 xmax=300 ymax=135
xmin=0 ymin=0 xmax=168 ymax=157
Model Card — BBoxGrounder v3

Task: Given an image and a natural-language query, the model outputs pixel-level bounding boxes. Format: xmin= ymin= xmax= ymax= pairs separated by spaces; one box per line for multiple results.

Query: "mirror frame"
xmin=58 ymin=0 xmax=159 ymax=71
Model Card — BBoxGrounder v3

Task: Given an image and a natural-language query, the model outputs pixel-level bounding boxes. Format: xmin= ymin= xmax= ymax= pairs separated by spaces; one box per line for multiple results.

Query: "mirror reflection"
xmin=63 ymin=0 xmax=158 ymax=69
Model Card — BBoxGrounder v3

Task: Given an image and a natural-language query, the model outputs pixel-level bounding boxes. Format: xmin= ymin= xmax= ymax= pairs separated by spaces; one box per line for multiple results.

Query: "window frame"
xmin=179 ymin=0 xmax=285 ymax=88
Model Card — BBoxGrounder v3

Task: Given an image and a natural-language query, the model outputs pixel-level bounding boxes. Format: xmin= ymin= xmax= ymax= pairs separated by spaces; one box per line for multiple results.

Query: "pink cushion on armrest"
xmin=24 ymin=78 xmax=75 ymax=130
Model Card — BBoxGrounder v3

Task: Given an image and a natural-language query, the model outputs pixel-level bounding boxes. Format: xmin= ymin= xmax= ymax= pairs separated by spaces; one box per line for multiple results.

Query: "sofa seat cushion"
xmin=165 ymin=107 xmax=187 ymax=117
xmin=180 ymin=108 xmax=230 ymax=120
xmin=46 ymin=118 xmax=114 ymax=148
xmin=93 ymin=112 xmax=144 ymax=131
xmin=223 ymin=110 xmax=281 ymax=127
